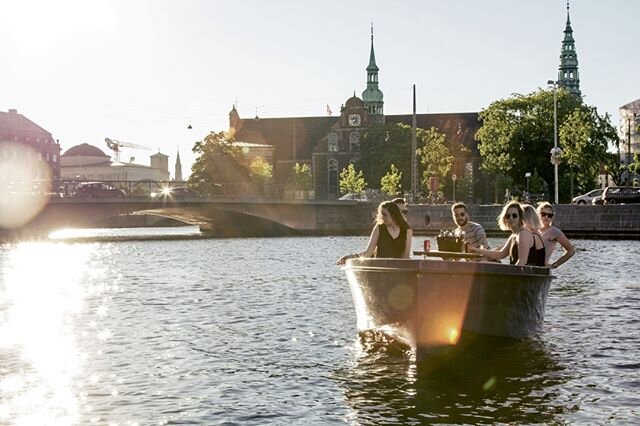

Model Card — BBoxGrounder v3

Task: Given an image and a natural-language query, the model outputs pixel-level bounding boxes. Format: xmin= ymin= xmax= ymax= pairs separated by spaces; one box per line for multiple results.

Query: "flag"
xmin=326 ymin=104 xmax=332 ymax=116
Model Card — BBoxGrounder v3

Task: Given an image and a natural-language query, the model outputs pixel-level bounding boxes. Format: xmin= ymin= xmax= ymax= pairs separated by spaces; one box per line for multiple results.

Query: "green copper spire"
xmin=362 ymin=24 xmax=384 ymax=122
xmin=557 ymin=0 xmax=581 ymax=97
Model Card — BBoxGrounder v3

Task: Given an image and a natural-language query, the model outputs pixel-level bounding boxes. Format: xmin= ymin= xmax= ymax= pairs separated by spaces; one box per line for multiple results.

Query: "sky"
xmin=1 ymin=0 xmax=638 ymax=179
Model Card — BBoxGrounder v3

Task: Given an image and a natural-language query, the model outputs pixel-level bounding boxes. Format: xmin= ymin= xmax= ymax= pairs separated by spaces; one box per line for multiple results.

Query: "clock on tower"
xmin=348 ymin=114 xmax=361 ymax=127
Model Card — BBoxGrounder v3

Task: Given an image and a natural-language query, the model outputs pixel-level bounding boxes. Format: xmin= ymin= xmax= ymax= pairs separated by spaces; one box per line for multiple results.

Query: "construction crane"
xmin=105 ymin=137 xmax=150 ymax=162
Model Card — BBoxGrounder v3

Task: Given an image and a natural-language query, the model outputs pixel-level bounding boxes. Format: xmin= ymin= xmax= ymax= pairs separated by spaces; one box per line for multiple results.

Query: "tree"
xmin=249 ymin=157 xmax=273 ymax=185
xmin=476 ymin=89 xmax=615 ymax=203
xmin=417 ymin=127 xmax=454 ymax=194
xmin=380 ymin=164 xmax=402 ymax=196
xmin=339 ymin=164 xmax=366 ymax=195
xmin=289 ymin=163 xmax=312 ymax=191
xmin=357 ymin=123 xmax=412 ymax=190
xmin=189 ymin=131 xmax=251 ymax=195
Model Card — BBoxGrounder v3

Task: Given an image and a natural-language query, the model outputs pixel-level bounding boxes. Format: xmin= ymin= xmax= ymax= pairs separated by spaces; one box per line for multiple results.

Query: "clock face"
xmin=348 ymin=114 xmax=361 ymax=127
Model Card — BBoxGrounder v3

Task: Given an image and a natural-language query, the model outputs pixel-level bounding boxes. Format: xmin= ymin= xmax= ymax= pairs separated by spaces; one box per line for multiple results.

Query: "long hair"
xmin=376 ymin=201 xmax=410 ymax=230
xmin=522 ymin=204 xmax=542 ymax=230
xmin=498 ymin=201 xmax=524 ymax=231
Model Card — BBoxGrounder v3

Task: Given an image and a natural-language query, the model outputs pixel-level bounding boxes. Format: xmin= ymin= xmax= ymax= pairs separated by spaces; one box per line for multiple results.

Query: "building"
xmin=60 ymin=143 xmax=170 ymax=181
xmin=230 ymin=32 xmax=482 ymax=200
xmin=0 ymin=109 xmax=61 ymax=181
xmin=619 ymin=99 xmax=640 ymax=166
xmin=556 ymin=2 xmax=581 ymax=98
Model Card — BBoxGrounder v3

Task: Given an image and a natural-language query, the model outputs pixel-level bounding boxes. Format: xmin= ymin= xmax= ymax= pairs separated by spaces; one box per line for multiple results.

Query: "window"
xmin=328 ymin=159 xmax=338 ymax=196
xmin=327 ymin=133 xmax=338 ymax=152
xmin=349 ymin=132 xmax=360 ymax=152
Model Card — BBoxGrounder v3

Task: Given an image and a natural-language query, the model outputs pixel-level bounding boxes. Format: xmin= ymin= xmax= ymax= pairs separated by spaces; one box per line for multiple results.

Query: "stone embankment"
xmin=407 ymin=204 xmax=640 ymax=239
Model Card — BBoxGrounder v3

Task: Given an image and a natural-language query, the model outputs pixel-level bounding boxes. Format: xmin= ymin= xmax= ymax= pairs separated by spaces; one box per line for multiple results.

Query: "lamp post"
xmin=547 ymin=80 xmax=560 ymax=204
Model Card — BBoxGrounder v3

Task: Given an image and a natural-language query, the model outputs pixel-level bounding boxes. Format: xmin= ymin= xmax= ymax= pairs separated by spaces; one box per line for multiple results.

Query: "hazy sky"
xmin=2 ymin=0 xmax=637 ymax=178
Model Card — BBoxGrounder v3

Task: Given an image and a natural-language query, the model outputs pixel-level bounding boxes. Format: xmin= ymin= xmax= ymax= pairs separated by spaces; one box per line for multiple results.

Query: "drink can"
xmin=423 ymin=239 xmax=431 ymax=252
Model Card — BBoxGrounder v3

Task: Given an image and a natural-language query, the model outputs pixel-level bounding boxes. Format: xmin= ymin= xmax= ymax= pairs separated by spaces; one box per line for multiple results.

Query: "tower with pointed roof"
xmin=362 ymin=25 xmax=384 ymax=124
xmin=175 ymin=148 xmax=183 ymax=182
xmin=557 ymin=1 xmax=581 ymax=97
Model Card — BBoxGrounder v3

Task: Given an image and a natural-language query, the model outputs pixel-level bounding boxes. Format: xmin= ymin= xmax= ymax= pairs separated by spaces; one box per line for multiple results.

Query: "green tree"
xmin=477 ymin=89 xmax=615 ymax=203
xmin=189 ymin=131 xmax=251 ymax=195
xmin=249 ymin=157 xmax=273 ymax=185
xmin=559 ymin=107 xmax=614 ymax=197
xmin=289 ymin=163 xmax=312 ymax=190
xmin=380 ymin=164 xmax=402 ymax=196
xmin=357 ymin=123 xmax=412 ymax=190
xmin=417 ymin=127 xmax=454 ymax=193
xmin=339 ymin=164 xmax=366 ymax=196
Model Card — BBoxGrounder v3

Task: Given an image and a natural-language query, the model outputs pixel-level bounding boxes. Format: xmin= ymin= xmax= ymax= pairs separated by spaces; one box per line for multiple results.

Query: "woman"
xmin=470 ymin=201 xmax=545 ymax=267
xmin=537 ymin=202 xmax=575 ymax=268
xmin=337 ymin=201 xmax=413 ymax=265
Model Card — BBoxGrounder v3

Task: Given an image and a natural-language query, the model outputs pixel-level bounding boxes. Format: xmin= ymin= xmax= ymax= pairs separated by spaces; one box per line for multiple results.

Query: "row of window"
xmin=327 ymin=132 xmax=360 ymax=152
xmin=1 ymin=149 xmax=58 ymax=162
xmin=3 ymin=135 xmax=56 ymax=144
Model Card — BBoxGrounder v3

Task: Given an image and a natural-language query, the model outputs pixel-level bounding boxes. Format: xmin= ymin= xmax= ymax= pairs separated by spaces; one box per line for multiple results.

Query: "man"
xmin=451 ymin=202 xmax=488 ymax=249
xmin=392 ymin=197 xmax=408 ymax=220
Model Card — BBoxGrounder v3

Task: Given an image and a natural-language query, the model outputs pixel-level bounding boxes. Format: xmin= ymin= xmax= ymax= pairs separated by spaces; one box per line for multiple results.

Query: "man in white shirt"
xmin=451 ymin=202 xmax=488 ymax=249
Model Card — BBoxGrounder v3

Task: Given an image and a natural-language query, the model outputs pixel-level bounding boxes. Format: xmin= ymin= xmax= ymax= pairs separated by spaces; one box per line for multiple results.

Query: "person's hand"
xmin=336 ymin=256 xmax=347 ymax=265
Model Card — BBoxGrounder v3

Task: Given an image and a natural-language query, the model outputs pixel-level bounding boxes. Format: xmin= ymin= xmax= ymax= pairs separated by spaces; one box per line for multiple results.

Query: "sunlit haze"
xmin=1 ymin=0 xmax=637 ymax=178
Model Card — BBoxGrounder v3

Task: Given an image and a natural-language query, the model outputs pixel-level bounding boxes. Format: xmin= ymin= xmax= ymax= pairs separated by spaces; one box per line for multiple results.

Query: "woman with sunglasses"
xmin=537 ymin=202 xmax=575 ymax=268
xmin=337 ymin=201 xmax=413 ymax=265
xmin=469 ymin=201 xmax=546 ymax=267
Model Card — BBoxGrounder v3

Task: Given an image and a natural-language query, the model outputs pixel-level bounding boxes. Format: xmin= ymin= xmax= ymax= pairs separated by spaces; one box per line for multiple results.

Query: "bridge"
xmin=3 ymin=195 xmax=640 ymax=241
xmin=3 ymin=196 xmax=378 ymax=239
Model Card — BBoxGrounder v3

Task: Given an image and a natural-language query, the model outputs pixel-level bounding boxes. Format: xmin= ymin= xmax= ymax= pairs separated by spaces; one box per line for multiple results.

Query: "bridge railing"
xmin=38 ymin=180 xmax=316 ymax=200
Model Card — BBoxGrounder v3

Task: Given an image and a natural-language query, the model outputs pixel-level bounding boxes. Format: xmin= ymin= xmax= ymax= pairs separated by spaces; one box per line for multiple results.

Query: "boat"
xmin=343 ymin=252 xmax=553 ymax=358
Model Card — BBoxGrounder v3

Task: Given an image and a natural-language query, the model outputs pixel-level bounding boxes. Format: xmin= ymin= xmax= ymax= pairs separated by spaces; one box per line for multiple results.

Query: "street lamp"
xmin=547 ymin=80 xmax=560 ymax=204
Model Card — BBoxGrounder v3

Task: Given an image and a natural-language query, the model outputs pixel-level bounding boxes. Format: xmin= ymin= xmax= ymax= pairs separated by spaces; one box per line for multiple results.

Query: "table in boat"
xmin=413 ymin=250 xmax=483 ymax=260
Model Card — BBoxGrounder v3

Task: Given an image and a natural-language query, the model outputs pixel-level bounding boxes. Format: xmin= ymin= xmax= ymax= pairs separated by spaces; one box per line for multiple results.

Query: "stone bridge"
xmin=4 ymin=197 xmax=640 ymax=240
xmin=7 ymin=197 xmax=379 ymax=238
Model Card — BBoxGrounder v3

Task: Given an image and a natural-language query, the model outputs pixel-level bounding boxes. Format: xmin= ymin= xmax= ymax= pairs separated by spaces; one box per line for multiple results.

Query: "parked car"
xmin=150 ymin=186 xmax=200 ymax=199
xmin=602 ymin=186 xmax=640 ymax=204
xmin=338 ymin=193 xmax=369 ymax=201
xmin=573 ymin=188 xmax=603 ymax=205
xmin=74 ymin=182 xmax=126 ymax=198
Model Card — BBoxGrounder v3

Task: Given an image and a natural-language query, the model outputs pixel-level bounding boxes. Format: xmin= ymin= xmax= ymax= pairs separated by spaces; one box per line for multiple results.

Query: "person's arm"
xmin=470 ymin=237 xmax=510 ymax=260
xmin=337 ymin=225 xmax=380 ymax=265
xmin=515 ymin=230 xmax=533 ymax=266
xmin=550 ymin=229 xmax=575 ymax=268
xmin=477 ymin=226 xmax=489 ymax=249
xmin=402 ymin=228 xmax=413 ymax=258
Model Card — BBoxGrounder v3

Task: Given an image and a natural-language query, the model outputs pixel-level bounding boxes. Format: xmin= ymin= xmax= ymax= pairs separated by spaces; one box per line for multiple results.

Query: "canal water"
xmin=0 ymin=231 xmax=638 ymax=424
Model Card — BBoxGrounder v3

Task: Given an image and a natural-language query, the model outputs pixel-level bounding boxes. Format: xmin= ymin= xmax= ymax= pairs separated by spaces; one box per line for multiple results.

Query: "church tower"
xmin=362 ymin=25 xmax=384 ymax=124
xmin=175 ymin=149 xmax=183 ymax=182
xmin=557 ymin=1 xmax=581 ymax=97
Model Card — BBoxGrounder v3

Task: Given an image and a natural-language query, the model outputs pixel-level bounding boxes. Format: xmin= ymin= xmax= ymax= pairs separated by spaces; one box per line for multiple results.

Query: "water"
xmin=0 ymin=232 xmax=638 ymax=424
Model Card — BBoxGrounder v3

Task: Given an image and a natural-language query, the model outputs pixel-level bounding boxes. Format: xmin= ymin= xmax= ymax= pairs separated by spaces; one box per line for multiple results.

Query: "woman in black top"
xmin=337 ymin=201 xmax=413 ymax=264
xmin=470 ymin=201 xmax=546 ymax=267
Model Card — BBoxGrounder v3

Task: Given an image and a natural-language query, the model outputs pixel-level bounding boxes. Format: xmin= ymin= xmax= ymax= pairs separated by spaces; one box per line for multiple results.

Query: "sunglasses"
xmin=540 ymin=212 xmax=554 ymax=218
xmin=454 ymin=212 xmax=466 ymax=218
xmin=507 ymin=213 xmax=519 ymax=219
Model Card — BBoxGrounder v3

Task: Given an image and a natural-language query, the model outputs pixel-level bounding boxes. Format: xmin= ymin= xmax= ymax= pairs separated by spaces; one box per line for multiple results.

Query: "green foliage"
xmin=189 ymin=131 xmax=251 ymax=195
xmin=476 ymin=89 xmax=616 ymax=202
xmin=339 ymin=164 xmax=367 ymax=195
xmin=380 ymin=164 xmax=402 ymax=196
xmin=417 ymin=127 xmax=454 ymax=192
xmin=249 ymin=157 xmax=273 ymax=184
xmin=358 ymin=123 xmax=412 ymax=189
xmin=289 ymin=163 xmax=312 ymax=190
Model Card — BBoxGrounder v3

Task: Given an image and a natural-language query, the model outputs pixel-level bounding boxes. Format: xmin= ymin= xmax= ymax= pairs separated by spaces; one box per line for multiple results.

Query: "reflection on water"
xmin=0 ymin=242 xmax=102 ymax=424
xmin=49 ymin=225 xmax=201 ymax=241
xmin=339 ymin=334 xmax=568 ymax=425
